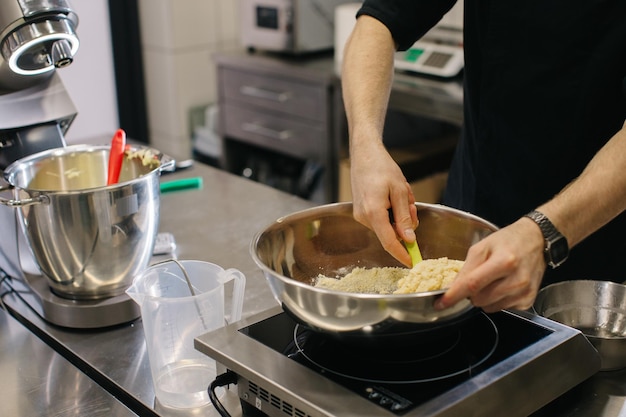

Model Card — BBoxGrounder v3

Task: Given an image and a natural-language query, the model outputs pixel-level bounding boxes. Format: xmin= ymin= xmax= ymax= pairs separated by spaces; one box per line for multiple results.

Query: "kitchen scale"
xmin=394 ymin=39 xmax=464 ymax=78
xmin=394 ymin=26 xmax=464 ymax=78
xmin=336 ymin=3 xmax=464 ymax=79
xmin=196 ymin=305 xmax=601 ymax=417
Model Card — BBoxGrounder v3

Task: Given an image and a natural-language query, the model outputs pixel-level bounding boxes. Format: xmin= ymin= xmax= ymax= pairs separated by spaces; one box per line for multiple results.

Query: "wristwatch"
xmin=524 ymin=210 xmax=569 ymax=269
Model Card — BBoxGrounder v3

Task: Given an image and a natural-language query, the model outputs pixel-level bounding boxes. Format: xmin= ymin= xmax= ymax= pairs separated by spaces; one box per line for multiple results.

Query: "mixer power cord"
xmin=0 ymin=267 xmax=26 ymax=312
xmin=0 ymin=267 xmax=11 ymax=310
xmin=209 ymin=370 xmax=238 ymax=417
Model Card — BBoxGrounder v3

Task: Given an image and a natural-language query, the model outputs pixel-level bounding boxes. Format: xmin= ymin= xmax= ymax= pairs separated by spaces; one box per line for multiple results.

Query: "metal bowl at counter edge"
xmin=533 ymin=280 xmax=626 ymax=371
xmin=0 ymin=144 xmax=174 ymax=300
xmin=250 ymin=202 xmax=499 ymax=338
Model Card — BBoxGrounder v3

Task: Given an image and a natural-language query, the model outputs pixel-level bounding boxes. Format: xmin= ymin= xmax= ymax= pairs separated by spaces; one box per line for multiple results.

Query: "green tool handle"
xmin=405 ymin=240 xmax=423 ymax=266
xmin=388 ymin=208 xmax=423 ymax=266
xmin=160 ymin=177 xmax=203 ymax=194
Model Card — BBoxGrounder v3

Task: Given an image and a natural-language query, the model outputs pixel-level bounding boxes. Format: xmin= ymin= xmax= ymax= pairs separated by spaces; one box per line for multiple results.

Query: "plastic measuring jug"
xmin=126 ymin=260 xmax=245 ymax=410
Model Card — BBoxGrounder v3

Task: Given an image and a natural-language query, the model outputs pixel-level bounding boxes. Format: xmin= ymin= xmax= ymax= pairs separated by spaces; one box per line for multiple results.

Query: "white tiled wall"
xmin=60 ymin=0 xmax=119 ymax=145
xmin=138 ymin=0 xmax=242 ymax=160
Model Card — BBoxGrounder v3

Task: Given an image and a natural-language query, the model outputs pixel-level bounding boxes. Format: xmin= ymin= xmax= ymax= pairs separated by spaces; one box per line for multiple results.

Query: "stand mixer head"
xmin=0 ymin=0 xmax=79 ymax=169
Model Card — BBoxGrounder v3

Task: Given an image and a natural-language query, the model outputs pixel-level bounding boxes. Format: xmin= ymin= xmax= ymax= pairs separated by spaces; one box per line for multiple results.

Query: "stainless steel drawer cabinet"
xmin=221 ymin=68 xmax=327 ymax=122
xmin=215 ymin=52 xmax=338 ymax=203
xmin=222 ymin=104 xmax=325 ymax=160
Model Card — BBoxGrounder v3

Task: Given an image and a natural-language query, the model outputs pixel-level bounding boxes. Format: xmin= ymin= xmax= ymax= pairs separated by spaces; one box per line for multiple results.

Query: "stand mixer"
xmin=0 ymin=0 xmax=79 ymax=167
xmin=0 ymin=0 xmax=140 ymax=328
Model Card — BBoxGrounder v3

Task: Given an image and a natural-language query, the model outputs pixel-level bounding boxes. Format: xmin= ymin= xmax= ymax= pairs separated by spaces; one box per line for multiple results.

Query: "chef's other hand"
xmin=435 ymin=217 xmax=546 ymax=313
xmin=350 ymin=142 xmax=417 ymax=267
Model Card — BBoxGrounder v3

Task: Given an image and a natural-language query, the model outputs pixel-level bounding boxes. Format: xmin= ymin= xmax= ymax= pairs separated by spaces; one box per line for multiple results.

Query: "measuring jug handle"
xmin=222 ymin=268 xmax=246 ymax=324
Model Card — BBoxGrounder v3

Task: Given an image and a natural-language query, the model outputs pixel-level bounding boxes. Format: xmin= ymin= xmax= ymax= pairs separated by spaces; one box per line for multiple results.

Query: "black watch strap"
xmin=524 ymin=210 xmax=569 ymax=269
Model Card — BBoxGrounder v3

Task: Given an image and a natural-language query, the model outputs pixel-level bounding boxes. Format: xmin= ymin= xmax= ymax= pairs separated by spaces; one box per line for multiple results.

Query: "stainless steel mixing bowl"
xmin=533 ymin=280 xmax=626 ymax=371
xmin=251 ymin=202 xmax=499 ymax=336
xmin=0 ymin=144 xmax=174 ymax=300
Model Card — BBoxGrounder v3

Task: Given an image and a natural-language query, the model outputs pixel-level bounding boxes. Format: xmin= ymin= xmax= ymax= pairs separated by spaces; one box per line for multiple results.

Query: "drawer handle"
xmin=241 ymin=122 xmax=292 ymax=141
xmin=240 ymin=85 xmax=292 ymax=103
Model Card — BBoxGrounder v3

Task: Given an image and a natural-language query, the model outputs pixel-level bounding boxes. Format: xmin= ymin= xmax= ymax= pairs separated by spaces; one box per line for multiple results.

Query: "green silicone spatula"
xmin=404 ymin=239 xmax=423 ymax=267
xmin=388 ymin=208 xmax=423 ymax=266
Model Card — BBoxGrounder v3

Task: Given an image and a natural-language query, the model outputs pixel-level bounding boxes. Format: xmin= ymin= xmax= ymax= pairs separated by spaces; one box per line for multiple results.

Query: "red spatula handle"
xmin=107 ymin=129 xmax=126 ymax=185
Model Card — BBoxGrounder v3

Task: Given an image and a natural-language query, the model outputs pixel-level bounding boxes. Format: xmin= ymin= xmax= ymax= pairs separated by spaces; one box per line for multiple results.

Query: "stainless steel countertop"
xmin=0 ymin=306 xmax=138 ymax=416
xmin=1 ymin=161 xmax=626 ymax=416
xmin=1 ymin=162 xmax=311 ymax=416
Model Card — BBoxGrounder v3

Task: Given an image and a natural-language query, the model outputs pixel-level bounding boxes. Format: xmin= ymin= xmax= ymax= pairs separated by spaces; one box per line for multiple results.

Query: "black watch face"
xmin=547 ymin=237 xmax=569 ymax=267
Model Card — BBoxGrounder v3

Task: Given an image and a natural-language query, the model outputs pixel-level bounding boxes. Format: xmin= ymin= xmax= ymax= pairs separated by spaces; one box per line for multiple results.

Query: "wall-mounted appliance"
xmin=241 ymin=0 xmax=356 ymax=54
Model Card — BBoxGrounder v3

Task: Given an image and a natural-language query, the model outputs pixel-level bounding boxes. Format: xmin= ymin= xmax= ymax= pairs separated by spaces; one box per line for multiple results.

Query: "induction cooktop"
xmin=195 ymin=306 xmax=600 ymax=417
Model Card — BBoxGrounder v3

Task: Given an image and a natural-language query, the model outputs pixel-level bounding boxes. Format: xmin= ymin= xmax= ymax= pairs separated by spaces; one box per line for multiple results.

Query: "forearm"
xmin=538 ymin=123 xmax=626 ymax=247
xmin=342 ymin=15 xmax=397 ymax=154
xmin=341 ymin=16 xmax=417 ymax=264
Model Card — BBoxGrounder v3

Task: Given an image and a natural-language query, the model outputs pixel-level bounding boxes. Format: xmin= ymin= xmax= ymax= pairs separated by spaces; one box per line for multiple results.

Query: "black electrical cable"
xmin=209 ymin=370 xmax=238 ymax=417
xmin=0 ymin=267 xmax=13 ymax=310
xmin=0 ymin=266 xmax=9 ymax=281
xmin=0 ymin=266 xmax=43 ymax=319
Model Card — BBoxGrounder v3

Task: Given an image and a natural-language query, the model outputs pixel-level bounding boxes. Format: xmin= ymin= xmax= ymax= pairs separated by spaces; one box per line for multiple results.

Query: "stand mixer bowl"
xmin=0 ymin=144 xmax=174 ymax=300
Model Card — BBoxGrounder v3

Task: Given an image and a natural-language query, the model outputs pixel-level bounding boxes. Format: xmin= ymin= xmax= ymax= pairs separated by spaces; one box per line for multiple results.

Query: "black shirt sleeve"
xmin=357 ymin=0 xmax=459 ymax=50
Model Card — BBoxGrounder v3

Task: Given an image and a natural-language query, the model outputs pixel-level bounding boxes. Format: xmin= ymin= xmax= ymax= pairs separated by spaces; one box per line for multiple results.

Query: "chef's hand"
xmin=350 ymin=141 xmax=417 ymax=267
xmin=435 ymin=217 xmax=547 ymax=313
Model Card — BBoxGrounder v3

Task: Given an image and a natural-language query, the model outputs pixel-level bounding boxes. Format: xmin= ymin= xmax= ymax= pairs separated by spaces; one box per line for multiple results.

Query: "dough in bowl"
xmin=314 ymin=257 xmax=464 ymax=294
